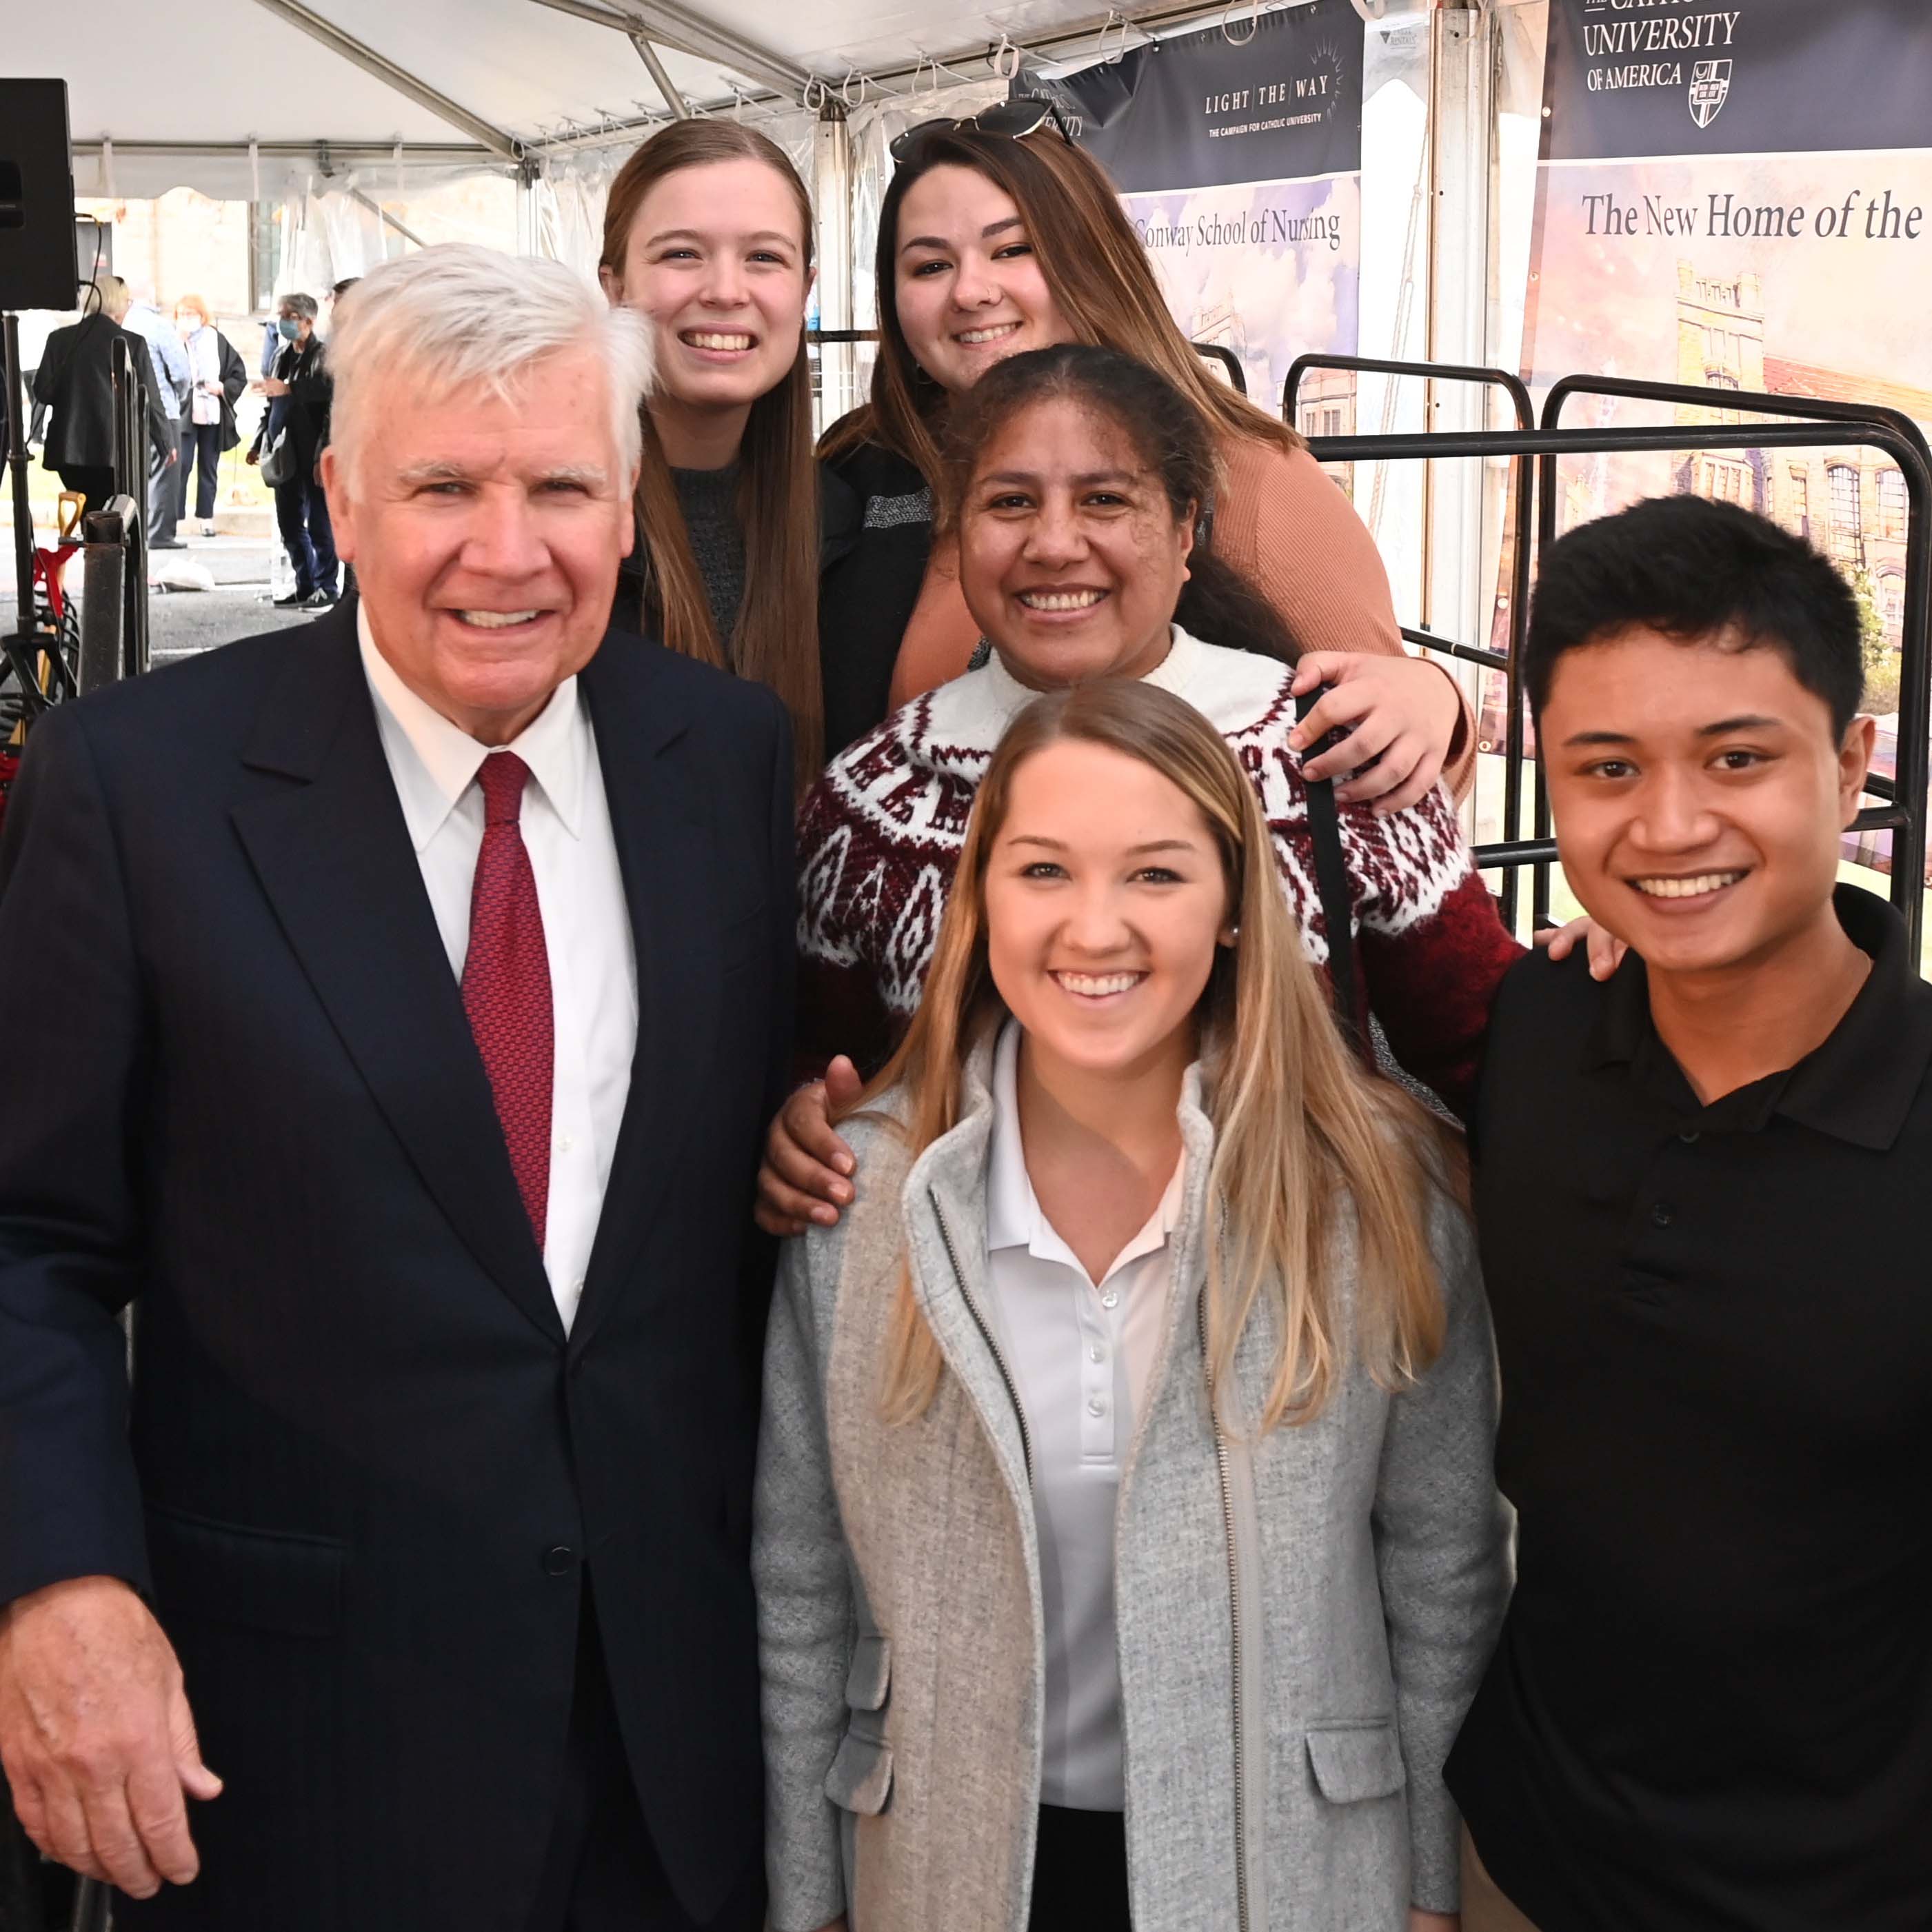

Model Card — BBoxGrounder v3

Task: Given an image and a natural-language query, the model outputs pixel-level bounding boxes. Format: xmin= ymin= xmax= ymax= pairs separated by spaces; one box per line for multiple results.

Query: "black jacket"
xmin=816 ymin=439 xmax=938 ymax=756
xmin=249 ymin=334 xmax=332 ymax=469
xmin=614 ymin=460 xmax=894 ymax=753
xmin=214 ymin=332 xmax=250 ymax=453
xmin=0 ymin=603 xmax=794 ymax=1929
xmin=30 ymin=311 xmax=172 ymax=470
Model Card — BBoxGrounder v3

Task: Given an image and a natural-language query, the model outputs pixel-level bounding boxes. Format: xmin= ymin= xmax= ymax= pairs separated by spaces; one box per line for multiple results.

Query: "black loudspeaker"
xmin=0 ymin=79 xmax=79 ymax=312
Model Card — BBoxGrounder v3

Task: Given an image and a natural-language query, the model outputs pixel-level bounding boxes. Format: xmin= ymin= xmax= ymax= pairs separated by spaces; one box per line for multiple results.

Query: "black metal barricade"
xmin=1193 ymin=341 xmax=1246 ymax=394
xmin=1286 ymin=354 xmax=1542 ymax=925
xmin=1300 ymin=373 xmax=1931 ymax=956
xmin=107 ymin=337 xmax=148 ymax=683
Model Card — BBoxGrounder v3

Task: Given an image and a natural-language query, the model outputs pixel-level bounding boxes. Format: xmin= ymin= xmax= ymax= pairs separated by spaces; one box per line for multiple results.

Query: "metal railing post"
xmin=1287 ymin=354 xmax=1539 ymax=925
xmin=77 ymin=502 xmax=132 ymax=696
xmin=3 ymin=314 xmax=34 ymax=627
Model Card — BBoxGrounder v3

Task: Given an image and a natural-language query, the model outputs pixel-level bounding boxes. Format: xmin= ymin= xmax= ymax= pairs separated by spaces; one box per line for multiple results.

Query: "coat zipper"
xmin=1199 ymin=1290 xmax=1251 ymax=1932
xmin=929 ymin=1189 xmax=1032 ymax=1480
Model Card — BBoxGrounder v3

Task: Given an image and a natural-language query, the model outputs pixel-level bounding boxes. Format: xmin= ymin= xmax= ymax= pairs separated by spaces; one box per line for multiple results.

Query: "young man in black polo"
xmin=1447 ymin=494 xmax=1932 ymax=1931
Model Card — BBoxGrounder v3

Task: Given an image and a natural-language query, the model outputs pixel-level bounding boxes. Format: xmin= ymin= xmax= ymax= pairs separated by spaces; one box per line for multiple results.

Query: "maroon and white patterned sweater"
xmin=796 ymin=626 xmax=1524 ymax=1115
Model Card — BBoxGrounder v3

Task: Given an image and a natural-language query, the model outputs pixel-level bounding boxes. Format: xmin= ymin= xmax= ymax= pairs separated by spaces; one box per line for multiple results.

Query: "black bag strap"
xmin=1294 ymin=685 xmax=1365 ymax=1056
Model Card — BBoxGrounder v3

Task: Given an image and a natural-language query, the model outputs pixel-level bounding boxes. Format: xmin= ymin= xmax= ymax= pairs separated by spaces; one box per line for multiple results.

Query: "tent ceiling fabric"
xmin=11 ymin=0 xmax=1194 ymax=198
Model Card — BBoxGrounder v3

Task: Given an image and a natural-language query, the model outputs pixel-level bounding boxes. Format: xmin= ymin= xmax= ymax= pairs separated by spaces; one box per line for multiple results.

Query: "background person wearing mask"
xmin=249 ymin=292 xmax=338 ymax=608
xmin=30 ymin=274 xmax=174 ymax=514
xmin=598 ymin=121 xmax=823 ymax=792
xmin=122 ymin=285 xmax=192 ymax=550
xmin=172 ymin=294 xmax=243 ymax=536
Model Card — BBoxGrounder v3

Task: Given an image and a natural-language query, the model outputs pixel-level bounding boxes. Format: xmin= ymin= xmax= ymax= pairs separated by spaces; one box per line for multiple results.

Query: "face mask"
xmin=278 ymin=317 xmax=300 ymax=340
xmin=175 ymin=315 xmax=194 ymax=334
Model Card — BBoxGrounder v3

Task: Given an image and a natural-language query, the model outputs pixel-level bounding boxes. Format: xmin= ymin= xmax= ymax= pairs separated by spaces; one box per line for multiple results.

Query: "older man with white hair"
xmin=0 ymin=246 xmax=790 ymax=1932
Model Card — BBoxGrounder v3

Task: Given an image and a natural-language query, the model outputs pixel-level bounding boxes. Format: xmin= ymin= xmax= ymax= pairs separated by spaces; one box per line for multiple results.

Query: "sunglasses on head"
xmin=888 ymin=95 xmax=1078 ymax=165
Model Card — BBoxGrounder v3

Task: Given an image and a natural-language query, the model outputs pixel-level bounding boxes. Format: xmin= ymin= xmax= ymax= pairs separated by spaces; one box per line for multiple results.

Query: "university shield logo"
xmin=1689 ymin=60 xmax=1732 ymax=128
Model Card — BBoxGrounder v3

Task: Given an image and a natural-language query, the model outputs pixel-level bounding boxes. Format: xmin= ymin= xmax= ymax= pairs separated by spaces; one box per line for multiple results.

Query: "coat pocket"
xmin=845 ymin=1631 xmax=891 ymax=1711
xmin=1305 ymin=1720 xmax=1406 ymax=1804
xmin=825 ymin=1729 xmax=894 ymax=1815
xmin=825 ymin=1633 xmax=894 ymax=1815
xmin=145 ymin=1505 xmax=347 ymax=1639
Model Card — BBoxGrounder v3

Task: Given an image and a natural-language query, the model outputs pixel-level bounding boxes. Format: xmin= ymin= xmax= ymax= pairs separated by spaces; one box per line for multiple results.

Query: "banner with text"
xmin=1522 ymin=0 xmax=1932 ymax=843
xmin=1040 ymin=0 xmax=1363 ymax=416
xmin=1526 ymin=0 xmax=1932 ymax=547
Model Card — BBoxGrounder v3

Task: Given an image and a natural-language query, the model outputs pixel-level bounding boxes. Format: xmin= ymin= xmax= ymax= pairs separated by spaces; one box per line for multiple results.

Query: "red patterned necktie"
xmin=462 ymin=752 xmax=553 ymax=1249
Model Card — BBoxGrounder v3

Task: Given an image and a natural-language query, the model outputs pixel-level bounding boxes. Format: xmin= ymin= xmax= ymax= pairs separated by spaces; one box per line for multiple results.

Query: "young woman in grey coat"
xmin=754 ymin=680 xmax=1509 ymax=1932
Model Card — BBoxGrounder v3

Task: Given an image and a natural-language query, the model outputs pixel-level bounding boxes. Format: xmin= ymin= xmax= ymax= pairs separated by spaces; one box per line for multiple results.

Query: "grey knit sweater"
xmin=671 ymin=462 xmax=745 ymax=656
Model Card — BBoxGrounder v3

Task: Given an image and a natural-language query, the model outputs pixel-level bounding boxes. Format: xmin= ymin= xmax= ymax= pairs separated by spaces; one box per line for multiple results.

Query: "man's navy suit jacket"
xmin=0 ymin=600 xmax=794 ymax=1929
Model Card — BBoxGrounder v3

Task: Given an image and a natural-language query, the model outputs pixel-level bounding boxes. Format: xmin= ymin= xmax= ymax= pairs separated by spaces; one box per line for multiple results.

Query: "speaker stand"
xmin=3 ymin=312 xmax=34 ymax=628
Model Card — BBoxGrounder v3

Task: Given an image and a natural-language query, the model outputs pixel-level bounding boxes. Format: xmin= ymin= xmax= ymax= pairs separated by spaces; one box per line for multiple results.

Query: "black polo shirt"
xmin=1447 ymin=885 xmax=1932 ymax=1931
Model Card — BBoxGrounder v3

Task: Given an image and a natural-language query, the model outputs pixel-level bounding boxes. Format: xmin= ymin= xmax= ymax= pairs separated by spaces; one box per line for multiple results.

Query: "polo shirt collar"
xmin=986 ymin=1020 xmax=1187 ymax=1276
xmin=358 ymin=603 xmax=585 ymax=851
xmin=1583 ymin=883 xmax=1932 ymax=1151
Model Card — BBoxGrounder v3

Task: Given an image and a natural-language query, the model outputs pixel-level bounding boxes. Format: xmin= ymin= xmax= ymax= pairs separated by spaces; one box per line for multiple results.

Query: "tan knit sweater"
xmin=1214 ymin=432 xmax=1476 ymax=798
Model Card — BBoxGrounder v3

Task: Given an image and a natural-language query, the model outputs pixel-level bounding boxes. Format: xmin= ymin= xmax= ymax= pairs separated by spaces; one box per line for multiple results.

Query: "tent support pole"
xmin=348 ymin=187 xmax=430 ymax=248
xmin=812 ymin=99 xmax=856 ymax=436
xmin=525 ymin=0 xmax=810 ymax=101
xmin=242 ymin=0 xmax=524 ymax=161
xmin=630 ymin=36 xmax=692 ymax=118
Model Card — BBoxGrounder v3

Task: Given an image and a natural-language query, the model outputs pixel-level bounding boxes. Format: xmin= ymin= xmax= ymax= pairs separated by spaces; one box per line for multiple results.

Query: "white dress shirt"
xmin=983 ymin=1022 xmax=1185 ymax=1811
xmin=359 ymin=608 xmax=637 ymax=1333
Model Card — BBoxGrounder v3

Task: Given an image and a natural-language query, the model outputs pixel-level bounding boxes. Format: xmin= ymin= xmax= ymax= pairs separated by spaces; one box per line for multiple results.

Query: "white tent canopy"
xmin=8 ymin=0 xmax=1261 ymax=201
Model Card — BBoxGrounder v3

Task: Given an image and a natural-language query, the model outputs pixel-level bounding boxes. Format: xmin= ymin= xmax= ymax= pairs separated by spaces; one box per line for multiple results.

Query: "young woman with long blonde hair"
xmin=754 ymin=677 xmax=1508 ymax=1932
xmin=598 ymin=119 xmax=823 ymax=783
xmin=816 ymin=107 xmax=1472 ymax=807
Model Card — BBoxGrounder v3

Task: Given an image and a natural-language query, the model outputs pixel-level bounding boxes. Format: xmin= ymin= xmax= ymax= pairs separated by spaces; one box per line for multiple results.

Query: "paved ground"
xmin=1 ymin=529 xmax=321 ymax=671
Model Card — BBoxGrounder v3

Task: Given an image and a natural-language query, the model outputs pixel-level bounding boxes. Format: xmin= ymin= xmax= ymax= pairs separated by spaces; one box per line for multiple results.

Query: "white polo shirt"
xmin=983 ymin=1021 xmax=1185 ymax=1812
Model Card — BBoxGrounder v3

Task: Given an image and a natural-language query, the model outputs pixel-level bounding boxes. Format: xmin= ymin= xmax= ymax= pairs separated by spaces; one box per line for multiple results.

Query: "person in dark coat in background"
xmin=30 ymin=274 xmax=174 ymax=514
xmin=248 ymin=292 xmax=337 ymax=608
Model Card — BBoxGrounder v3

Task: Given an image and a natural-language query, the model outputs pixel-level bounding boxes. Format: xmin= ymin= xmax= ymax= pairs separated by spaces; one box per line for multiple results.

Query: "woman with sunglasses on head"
xmin=755 ymin=675 xmax=1509 ymax=1932
xmin=816 ymin=100 xmax=1473 ymax=811
xmin=600 ymin=120 xmax=824 ymax=788
xmin=764 ymin=345 xmax=1522 ymax=1238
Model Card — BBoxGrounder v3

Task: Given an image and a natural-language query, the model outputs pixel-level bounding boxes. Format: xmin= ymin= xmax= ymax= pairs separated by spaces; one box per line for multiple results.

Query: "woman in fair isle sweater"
xmin=760 ymin=346 xmax=1524 ymax=1238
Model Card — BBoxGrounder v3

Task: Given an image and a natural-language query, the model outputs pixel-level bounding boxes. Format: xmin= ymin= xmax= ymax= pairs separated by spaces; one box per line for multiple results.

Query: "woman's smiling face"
xmin=985 ymin=738 xmax=1231 ymax=1080
xmin=893 ymin=164 xmax=1072 ymax=394
xmin=956 ymin=394 xmax=1194 ymax=691
xmin=601 ymin=157 xmax=809 ymax=415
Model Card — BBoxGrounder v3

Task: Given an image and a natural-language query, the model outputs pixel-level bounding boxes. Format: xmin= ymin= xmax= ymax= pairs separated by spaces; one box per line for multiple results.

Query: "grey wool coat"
xmin=753 ymin=1043 xmax=1511 ymax=1932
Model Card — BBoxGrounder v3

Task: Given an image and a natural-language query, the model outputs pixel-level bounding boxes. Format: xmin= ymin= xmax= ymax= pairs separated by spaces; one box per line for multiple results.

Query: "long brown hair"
xmin=819 ymin=124 xmax=1303 ymax=488
xmin=600 ymin=121 xmax=823 ymax=785
xmin=854 ymin=680 xmax=1448 ymax=1432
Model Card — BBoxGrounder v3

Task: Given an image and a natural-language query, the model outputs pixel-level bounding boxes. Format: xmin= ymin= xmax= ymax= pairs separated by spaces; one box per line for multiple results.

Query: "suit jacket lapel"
xmin=230 ymin=608 xmax=563 ymax=1344
xmin=570 ymin=638 xmax=720 ymax=1351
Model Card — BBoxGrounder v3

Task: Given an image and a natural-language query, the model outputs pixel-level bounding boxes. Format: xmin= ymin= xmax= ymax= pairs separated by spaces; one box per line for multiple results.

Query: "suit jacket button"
xmin=543 ymin=1545 xmax=576 ymax=1576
